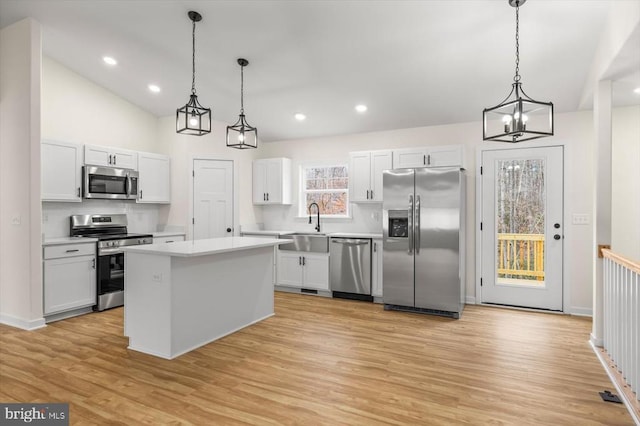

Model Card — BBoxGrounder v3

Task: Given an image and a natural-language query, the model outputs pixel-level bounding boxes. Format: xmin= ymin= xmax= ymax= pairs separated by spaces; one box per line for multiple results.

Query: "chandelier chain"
xmin=514 ymin=3 xmax=520 ymax=83
xmin=240 ymin=64 xmax=244 ymax=114
xmin=191 ymin=18 xmax=196 ymax=94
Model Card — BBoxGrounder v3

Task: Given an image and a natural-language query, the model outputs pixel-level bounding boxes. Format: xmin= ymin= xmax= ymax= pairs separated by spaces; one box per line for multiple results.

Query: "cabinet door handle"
xmin=140 ymin=190 xmax=143 ymax=199
xmin=92 ymin=258 xmax=96 ymax=269
xmin=423 ymin=154 xmax=426 ymax=165
xmin=65 ymin=249 xmax=79 ymax=253
xmin=302 ymin=256 xmax=306 ymax=266
xmin=370 ymin=190 xmax=374 ymax=199
xmin=427 ymin=154 xmax=431 ymax=165
xmin=366 ymin=190 xmax=369 ymax=199
xmin=113 ymin=155 xmax=117 ymax=165
xmin=77 ymin=187 xmax=81 ymax=197
xmin=299 ymin=256 xmax=302 ymax=265
xmin=263 ymin=193 xmax=266 ymax=201
xmin=373 ymin=242 xmax=377 ymax=252
xmin=266 ymin=193 xmax=269 ymax=201
xmin=109 ymin=154 xmax=112 ymax=165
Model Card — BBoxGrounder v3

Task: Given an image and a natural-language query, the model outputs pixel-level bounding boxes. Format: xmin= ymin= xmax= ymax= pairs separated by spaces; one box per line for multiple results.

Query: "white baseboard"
xmin=590 ymin=333 xmax=604 ymax=348
xmin=0 ymin=313 xmax=46 ymax=330
xmin=590 ymin=340 xmax=640 ymax=425
xmin=465 ymin=296 xmax=476 ymax=305
xmin=570 ymin=306 xmax=593 ymax=317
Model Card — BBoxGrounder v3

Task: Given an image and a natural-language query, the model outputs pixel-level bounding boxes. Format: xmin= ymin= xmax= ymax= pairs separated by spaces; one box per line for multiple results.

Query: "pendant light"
xmin=227 ymin=58 xmax=258 ymax=149
xmin=483 ymin=0 xmax=554 ymax=143
xmin=176 ymin=11 xmax=211 ymax=136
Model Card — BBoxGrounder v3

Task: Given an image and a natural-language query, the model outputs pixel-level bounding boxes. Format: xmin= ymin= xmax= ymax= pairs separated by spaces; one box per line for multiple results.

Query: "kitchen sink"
xmin=279 ymin=232 xmax=329 ymax=253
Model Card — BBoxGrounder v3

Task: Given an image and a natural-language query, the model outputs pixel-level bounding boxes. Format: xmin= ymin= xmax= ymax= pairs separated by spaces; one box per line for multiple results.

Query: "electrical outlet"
xmin=152 ymin=273 xmax=162 ymax=282
xmin=11 ymin=215 xmax=21 ymax=226
xmin=572 ymin=213 xmax=589 ymax=225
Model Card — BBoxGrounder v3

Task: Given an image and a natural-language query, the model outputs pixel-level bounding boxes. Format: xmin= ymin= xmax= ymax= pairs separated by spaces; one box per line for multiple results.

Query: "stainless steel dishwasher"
xmin=329 ymin=237 xmax=372 ymax=301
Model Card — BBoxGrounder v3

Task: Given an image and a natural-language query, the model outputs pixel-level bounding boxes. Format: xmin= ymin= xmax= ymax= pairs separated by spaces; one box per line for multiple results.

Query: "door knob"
xmin=554 ymin=234 xmax=561 ymax=240
xmin=226 ymin=228 xmax=232 ymax=233
xmin=554 ymin=223 xmax=560 ymax=229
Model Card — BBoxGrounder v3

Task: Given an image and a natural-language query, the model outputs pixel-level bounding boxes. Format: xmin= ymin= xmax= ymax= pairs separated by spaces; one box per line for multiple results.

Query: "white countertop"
xmin=43 ymin=237 xmax=98 ymax=246
xmin=152 ymin=231 xmax=186 ymax=238
xmin=242 ymin=230 xmax=382 ymax=239
xmin=241 ymin=230 xmax=296 ymax=236
xmin=329 ymin=232 xmax=382 ymax=239
xmin=123 ymin=236 xmax=285 ymax=257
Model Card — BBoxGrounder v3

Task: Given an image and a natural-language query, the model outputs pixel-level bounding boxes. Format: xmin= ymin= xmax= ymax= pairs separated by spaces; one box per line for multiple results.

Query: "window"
xmin=299 ymin=164 xmax=349 ymax=217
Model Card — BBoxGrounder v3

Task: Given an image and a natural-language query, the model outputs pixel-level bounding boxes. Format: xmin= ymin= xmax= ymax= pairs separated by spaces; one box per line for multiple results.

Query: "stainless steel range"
xmin=70 ymin=214 xmax=152 ymax=311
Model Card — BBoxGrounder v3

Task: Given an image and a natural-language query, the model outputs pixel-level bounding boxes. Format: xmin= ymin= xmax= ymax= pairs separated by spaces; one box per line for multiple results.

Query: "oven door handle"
xmin=99 ymin=248 xmax=125 ymax=256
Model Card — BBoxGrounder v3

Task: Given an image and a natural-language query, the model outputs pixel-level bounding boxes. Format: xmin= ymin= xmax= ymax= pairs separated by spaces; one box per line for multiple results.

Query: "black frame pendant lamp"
xmin=483 ymin=0 xmax=554 ymax=143
xmin=227 ymin=58 xmax=258 ymax=149
xmin=176 ymin=11 xmax=211 ymax=136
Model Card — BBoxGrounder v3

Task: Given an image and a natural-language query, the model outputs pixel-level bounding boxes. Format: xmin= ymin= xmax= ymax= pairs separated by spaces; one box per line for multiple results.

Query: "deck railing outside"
xmin=497 ymin=233 xmax=545 ymax=281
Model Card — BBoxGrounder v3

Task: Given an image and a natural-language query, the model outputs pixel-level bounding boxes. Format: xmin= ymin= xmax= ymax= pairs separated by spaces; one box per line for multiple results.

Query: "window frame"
xmin=298 ymin=162 xmax=350 ymax=219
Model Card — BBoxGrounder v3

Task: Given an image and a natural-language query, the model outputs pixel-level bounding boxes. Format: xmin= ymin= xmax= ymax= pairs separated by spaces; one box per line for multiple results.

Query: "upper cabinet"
xmin=137 ymin=152 xmax=171 ymax=204
xmin=84 ymin=144 xmax=138 ymax=170
xmin=253 ymin=158 xmax=292 ymax=205
xmin=41 ymin=140 xmax=83 ymax=202
xmin=392 ymin=145 xmax=463 ymax=169
xmin=350 ymin=150 xmax=392 ymax=202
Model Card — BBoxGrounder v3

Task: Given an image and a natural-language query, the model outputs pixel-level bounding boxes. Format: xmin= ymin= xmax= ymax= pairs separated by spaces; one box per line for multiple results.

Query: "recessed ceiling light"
xmin=148 ymin=84 xmax=161 ymax=93
xmin=355 ymin=104 xmax=368 ymax=113
xmin=294 ymin=113 xmax=306 ymax=121
xmin=634 ymin=87 xmax=640 ymax=94
xmin=102 ymin=56 xmax=117 ymax=66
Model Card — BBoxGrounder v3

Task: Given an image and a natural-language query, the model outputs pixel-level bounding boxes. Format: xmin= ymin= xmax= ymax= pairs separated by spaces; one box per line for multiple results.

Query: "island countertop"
xmin=122 ymin=236 xmax=285 ymax=257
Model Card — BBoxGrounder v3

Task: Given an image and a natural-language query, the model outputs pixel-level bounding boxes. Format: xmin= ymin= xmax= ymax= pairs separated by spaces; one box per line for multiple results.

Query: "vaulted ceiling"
xmin=1 ymin=0 xmax=638 ymax=142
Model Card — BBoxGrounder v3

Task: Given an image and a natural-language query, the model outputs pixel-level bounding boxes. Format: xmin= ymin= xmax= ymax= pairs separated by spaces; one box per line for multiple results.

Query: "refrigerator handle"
xmin=415 ymin=195 xmax=421 ymax=254
xmin=408 ymin=194 xmax=414 ymax=255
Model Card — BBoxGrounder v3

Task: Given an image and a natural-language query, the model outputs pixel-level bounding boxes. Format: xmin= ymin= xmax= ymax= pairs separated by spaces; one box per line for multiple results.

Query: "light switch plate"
xmin=572 ymin=213 xmax=589 ymax=225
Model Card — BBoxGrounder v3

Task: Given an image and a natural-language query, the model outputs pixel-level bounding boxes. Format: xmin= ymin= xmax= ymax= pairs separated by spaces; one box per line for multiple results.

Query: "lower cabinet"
xmin=43 ymin=243 xmax=96 ymax=316
xmin=277 ymin=251 xmax=329 ymax=291
xmin=372 ymin=239 xmax=383 ymax=298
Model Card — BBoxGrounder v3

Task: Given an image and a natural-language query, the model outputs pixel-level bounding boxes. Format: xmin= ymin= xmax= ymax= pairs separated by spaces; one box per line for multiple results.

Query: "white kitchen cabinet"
xmin=253 ymin=158 xmax=292 ymax=205
xmin=277 ymin=251 xmax=329 ymax=291
xmin=41 ymin=140 xmax=83 ymax=202
xmin=392 ymin=145 xmax=463 ymax=169
xmin=137 ymin=152 xmax=170 ymax=203
xmin=84 ymin=144 xmax=138 ymax=170
xmin=153 ymin=235 xmax=185 ymax=244
xmin=43 ymin=242 xmax=96 ymax=316
xmin=350 ymin=150 xmax=392 ymax=202
xmin=371 ymin=239 xmax=383 ymax=298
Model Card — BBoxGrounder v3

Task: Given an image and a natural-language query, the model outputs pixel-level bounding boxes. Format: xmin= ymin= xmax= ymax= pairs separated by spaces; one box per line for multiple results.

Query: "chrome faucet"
xmin=308 ymin=202 xmax=321 ymax=232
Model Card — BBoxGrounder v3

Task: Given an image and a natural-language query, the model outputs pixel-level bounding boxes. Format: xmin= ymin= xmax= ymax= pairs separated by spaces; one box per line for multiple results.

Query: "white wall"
xmin=156 ymin=116 xmax=263 ymax=238
xmin=42 ymin=56 xmax=158 ymax=153
xmin=258 ymin=110 xmax=596 ymax=314
xmin=0 ymin=18 xmax=44 ymax=329
xmin=41 ymin=56 xmax=164 ymax=238
xmin=611 ymin=105 xmax=640 ymax=262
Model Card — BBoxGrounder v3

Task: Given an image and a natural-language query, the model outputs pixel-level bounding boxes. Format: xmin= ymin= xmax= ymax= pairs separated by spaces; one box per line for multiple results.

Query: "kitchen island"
xmin=123 ymin=237 xmax=285 ymax=359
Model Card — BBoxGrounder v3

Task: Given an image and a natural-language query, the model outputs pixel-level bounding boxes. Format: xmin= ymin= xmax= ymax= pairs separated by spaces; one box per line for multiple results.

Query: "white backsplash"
xmin=42 ymin=200 xmax=162 ymax=238
xmin=259 ymin=203 xmax=383 ymax=235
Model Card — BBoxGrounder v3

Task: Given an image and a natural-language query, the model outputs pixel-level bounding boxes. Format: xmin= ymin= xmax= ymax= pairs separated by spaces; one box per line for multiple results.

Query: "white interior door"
xmin=480 ymin=146 xmax=564 ymax=310
xmin=193 ymin=159 xmax=233 ymax=240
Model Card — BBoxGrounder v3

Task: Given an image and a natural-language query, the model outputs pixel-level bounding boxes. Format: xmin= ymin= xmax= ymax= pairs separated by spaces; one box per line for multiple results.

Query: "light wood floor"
xmin=0 ymin=293 xmax=633 ymax=425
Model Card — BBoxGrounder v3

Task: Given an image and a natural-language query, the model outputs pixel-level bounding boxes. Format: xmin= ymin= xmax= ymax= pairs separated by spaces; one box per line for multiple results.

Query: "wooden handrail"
xmin=602 ymin=248 xmax=640 ymax=275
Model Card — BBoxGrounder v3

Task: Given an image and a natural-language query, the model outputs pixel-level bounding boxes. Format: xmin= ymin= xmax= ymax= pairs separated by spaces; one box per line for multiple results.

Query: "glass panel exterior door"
xmin=481 ymin=146 xmax=563 ymax=310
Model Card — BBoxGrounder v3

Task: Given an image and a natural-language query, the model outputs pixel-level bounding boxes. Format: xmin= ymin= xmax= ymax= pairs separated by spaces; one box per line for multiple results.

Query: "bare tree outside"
xmin=302 ymin=165 xmax=349 ymax=216
xmin=496 ymin=159 xmax=546 ymax=282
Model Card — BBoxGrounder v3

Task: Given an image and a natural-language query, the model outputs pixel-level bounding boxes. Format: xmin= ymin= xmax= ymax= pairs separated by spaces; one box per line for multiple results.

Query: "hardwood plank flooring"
xmin=0 ymin=292 xmax=633 ymax=425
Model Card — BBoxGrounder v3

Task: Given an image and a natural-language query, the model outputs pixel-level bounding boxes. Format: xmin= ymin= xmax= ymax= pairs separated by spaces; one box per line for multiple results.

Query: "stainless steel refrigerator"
xmin=382 ymin=167 xmax=465 ymax=318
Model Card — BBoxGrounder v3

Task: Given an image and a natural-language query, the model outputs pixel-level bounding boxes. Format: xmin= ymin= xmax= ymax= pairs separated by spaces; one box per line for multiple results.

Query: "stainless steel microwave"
xmin=83 ymin=166 xmax=139 ymax=200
